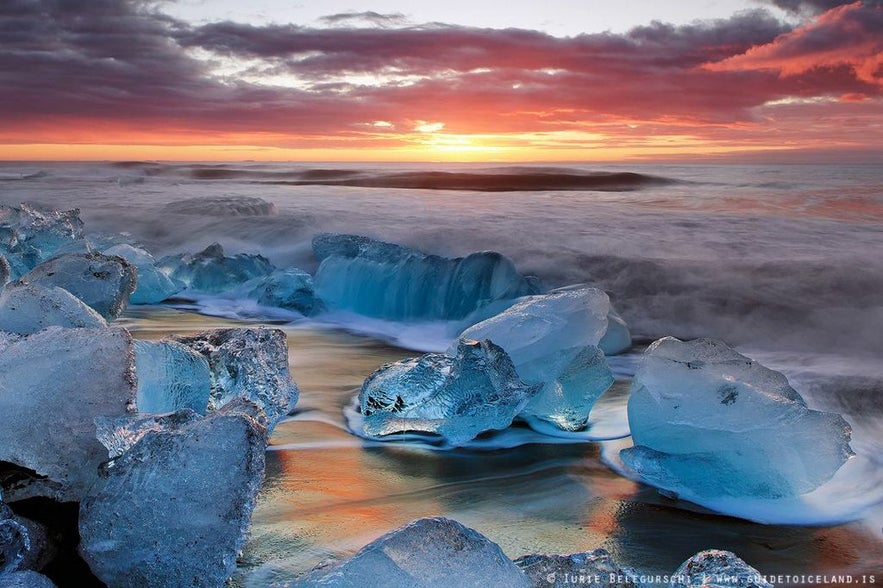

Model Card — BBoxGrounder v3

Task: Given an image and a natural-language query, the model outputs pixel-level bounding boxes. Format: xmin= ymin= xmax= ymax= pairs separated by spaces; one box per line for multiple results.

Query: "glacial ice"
xmin=671 ymin=550 xmax=770 ymax=588
xmin=103 ymin=243 xmax=183 ymax=304
xmin=79 ymin=401 xmax=267 ymax=588
xmin=133 ymin=339 xmax=212 ymax=414
xmin=95 ymin=411 xmax=202 ymax=459
xmin=0 ymin=517 xmax=28 ymax=574
xmin=0 ymin=204 xmax=85 ymax=279
xmin=456 ymin=286 xmax=616 ymax=430
xmin=600 ymin=306 xmax=632 ymax=355
xmin=0 ymin=327 xmax=136 ymax=501
xmin=359 ymin=339 xmax=536 ymax=445
xmin=312 ymin=233 xmax=539 ymax=321
xmin=292 ymin=517 xmax=531 ymax=588
xmin=22 ymin=252 xmax=136 ymax=319
xmin=621 ymin=337 xmax=854 ymax=499
xmin=246 ymin=268 xmax=321 ymax=315
xmin=514 ymin=549 xmax=637 ymax=588
xmin=0 ymin=571 xmax=57 ymax=588
xmin=0 ymin=281 xmax=106 ymax=334
xmin=173 ymin=328 xmax=298 ymax=429
xmin=160 ymin=243 xmax=274 ymax=294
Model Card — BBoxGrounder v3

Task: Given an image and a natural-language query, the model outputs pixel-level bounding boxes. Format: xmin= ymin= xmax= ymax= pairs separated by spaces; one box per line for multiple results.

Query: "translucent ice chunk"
xmin=456 ymin=286 xmax=616 ymax=430
xmin=173 ymin=328 xmax=298 ymax=430
xmin=0 ymin=327 xmax=136 ymax=501
xmin=103 ymin=244 xmax=183 ymax=304
xmin=670 ymin=550 xmax=771 ymax=588
xmin=0 ymin=204 xmax=86 ymax=279
xmin=22 ymin=252 xmax=136 ymax=319
xmin=621 ymin=337 xmax=854 ymax=499
xmin=0 ymin=571 xmax=57 ymax=588
xmin=95 ymin=411 xmax=202 ymax=459
xmin=160 ymin=243 xmax=274 ymax=294
xmin=79 ymin=401 xmax=267 ymax=588
xmin=293 ymin=517 xmax=531 ymax=587
xmin=312 ymin=233 xmax=539 ymax=321
xmin=133 ymin=340 xmax=212 ymax=414
xmin=0 ymin=518 xmax=29 ymax=574
xmin=360 ymin=339 xmax=536 ymax=446
xmin=0 ymin=281 xmax=106 ymax=334
xmin=514 ymin=549 xmax=638 ymax=588
xmin=246 ymin=268 xmax=321 ymax=315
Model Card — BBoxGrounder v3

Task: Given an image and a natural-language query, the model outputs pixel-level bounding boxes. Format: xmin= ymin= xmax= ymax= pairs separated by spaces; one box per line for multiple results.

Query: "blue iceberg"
xmin=134 ymin=339 xmax=212 ymax=414
xmin=0 ymin=204 xmax=86 ymax=279
xmin=359 ymin=339 xmax=536 ymax=445
xmin=159 ymin=243 xmax=274 ymax=294
xmin=293 ymin=517 xmax=530 ymax=587
xmin=312 ymin=233 xmax=539 ymax=321
xmin=103 ymin=244 xmax=183 ymax=304
xmin=22 ymin=252 xmax=136 ymax=320
xmin=456 ymin=286 xmax=616 ymax=431
xmin=246 ymin=268 xmax=321 ymax=315
xmin=621 ymin=337 xmax=854 ymax=499
xmin=0 ymin=281 xmax=106 ymax=334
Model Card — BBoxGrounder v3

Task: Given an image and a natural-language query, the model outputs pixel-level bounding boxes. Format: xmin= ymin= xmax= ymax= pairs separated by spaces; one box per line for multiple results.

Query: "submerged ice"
xmin=359 ymin=339 xmax=536 ymax=445
xmin=313 ymin=233 xmax=539 ymax=321
xmin=622 ymin=337 xmax=854 ymax=499
xmin=457 ymin=286 xmax=617 ymax=431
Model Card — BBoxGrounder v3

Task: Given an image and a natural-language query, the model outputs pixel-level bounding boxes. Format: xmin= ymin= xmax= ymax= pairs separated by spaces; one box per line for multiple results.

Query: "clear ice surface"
xmin=0 ymin=281 xmax=106 ymax=334
xmin=0 ymin=327 xmax=136 ymax=501
xmin=670 ymin=550 xmax=771 ymax=588
xmin=22 ymin=252 xmax=136 ymax=319
xmin=0 ymin=204 xmax=85 ymax=279
xmin=312 ymin=233 xmax=539 ymax=321
xmin=514 ymin=549 xmax=638 ymax=588
xmin=103 ymin=243 xmax=183 ymax=304
xmin=246 ymin=268 xmax=321 ymax=315
xmin=456 ymin=286 xmax=616 ymax=430
xmin=359 ymin=339 xmax=536 ymax=446
xmin=133 ymin=340 xmax=212 ymax=414
xmin=160 ymin=243 xmax=274 ymax=294
xmin=173 ymin=328 xmax=298 ymax=430
xmin=621 ymin=337 xmax=854 ymax=499
xmin=79 ymin=401 xmax=267 ymax=588
xmin=293 ymin=517 xmax=531 ymax=588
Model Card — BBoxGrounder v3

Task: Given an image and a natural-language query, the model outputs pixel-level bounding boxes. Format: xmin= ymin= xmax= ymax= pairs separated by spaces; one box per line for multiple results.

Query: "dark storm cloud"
xmin=758 ymin=0 xmax=879 ymax=14
xmin=317 ymin=11 xmax=408 ymax=27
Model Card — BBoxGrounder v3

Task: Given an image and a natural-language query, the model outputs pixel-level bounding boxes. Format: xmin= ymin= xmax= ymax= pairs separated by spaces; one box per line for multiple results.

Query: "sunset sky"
xmin=1 ymin=0 xmax=881 ymax=162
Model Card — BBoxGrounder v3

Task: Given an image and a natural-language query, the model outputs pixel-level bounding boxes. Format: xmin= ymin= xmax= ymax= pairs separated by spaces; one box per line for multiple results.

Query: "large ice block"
xmin=173 ymin=328 xmax=298 ymax=429
xmin=360 ymin=339 xmax=536 ymax=445
xmin=0 ymin=204 xmax=85 ymax=279
xmin=622 ymin=337 xmax=854 ymax=498
xmin=103 ymin=244 xmax=183 ymax=304
xmin=133 ymin=339 xmax=212 ymax=414
xmin=293 ymin=517 xmax=530 ymax=587
xmin=312 ymin=233 xmax=539 ymax=321
xmin=0 ymin=328 xmax=136 ymax=501
xmin=246 ymin=268 xmax=321 ymax=315
xmin=456 ymin=286 xmax=616 ymax=430
xmin=160 ymin=243 xmax=274 ymax=294
xmin=670 ymin=550 xmax=771 ymax=588
xmin=22 ymin=252 xmax=136 ymax=319
xmin=0 ymin=281 xmax=106 ymax=334
xmin=79 ymin=401 xmax=267 ymax=588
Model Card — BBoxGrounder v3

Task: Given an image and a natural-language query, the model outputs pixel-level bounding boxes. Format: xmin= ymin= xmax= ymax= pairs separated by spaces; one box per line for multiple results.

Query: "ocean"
xmin=1 ymin=161 xmax=881 ymax=585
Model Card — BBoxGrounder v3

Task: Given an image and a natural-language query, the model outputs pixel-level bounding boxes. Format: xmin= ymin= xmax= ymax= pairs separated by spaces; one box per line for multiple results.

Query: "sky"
xmin=1 ymin=0 xmax=881 ymax=162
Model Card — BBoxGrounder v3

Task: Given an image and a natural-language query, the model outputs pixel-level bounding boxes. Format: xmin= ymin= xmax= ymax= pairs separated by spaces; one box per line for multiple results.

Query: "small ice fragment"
xmin=103 ymin=244 xmax=183 ymax=304
xmin=670 ymin=549 xmax=771 ymax=588
xmin=160 ymin=243 xmax=274 ymax=294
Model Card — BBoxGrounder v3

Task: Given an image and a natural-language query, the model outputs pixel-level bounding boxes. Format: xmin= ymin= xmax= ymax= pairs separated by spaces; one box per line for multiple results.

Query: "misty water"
xmin=2 ymin=161 xmax=882 ymax=584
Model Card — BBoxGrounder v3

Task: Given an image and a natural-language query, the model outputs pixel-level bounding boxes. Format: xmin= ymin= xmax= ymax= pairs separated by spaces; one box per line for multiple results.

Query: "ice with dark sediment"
xmin=456 ymin=286 xmax=617 ymax=431
xmin=621 ymin=337 xmax=854 ymax=499
xmin=0 ymin=204 xmax=86 ymax=279
xmin=0 ymin=281 xmax=106 ymax=334
xmin=0 ymin=510 xmax=29 ymax=574
xmin=79 ymin=401 xmax=267 ymax=588
xmin=158 ymin=243 xmax=274 ymax=294
xmin=103 ymin=243 xmax=184 ymax=304
xmin=312 ymin=233 xmax=540 ymax=322
xmin=292 ymin=517 xmax=531 ymax=587
xmin=670 ymin=550 xmax=771 ymax=588
xmin=514 ymin=549 xmax=638 ymax=588
xmin=359 ymin=339 xmax=536 ymax=446
xmin=0 ymin=327 xmax=135 ymax=502
xmin=133 ymin=339 xmax=212 ymax=414
xmin=22 ymin=252 xmax=136 ymax=319
xmin=245 ymin=268 xmax=321 ymax=315
xmin=173 ymin=327 xmax=298 ymax=430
